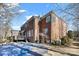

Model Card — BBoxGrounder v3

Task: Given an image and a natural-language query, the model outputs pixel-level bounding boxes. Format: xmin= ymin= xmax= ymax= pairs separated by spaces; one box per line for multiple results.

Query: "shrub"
xmin=51 ymin=39 xmax=61 ymax=45
xmin=67 ymin=30 xmax=74 ymax=39
xmin=51 ymin=41 xmax=56 ymax=45
xmin=61 ymin=36 xmax=73 ymax=46
xmin=61 ymin=36 xmax=68 ymax=45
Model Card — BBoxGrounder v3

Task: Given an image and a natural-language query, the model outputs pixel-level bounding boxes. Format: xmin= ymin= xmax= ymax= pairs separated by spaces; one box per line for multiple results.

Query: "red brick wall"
xmin=22 ymin=16 xmax=39 ymax=42
xmin=39 ymin=15 xmax=51 ymax=43
xmin=20 ymin=11 xmax=67 ymax=44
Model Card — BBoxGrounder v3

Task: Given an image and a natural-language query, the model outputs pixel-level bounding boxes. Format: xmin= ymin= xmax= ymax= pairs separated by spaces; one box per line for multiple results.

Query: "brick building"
xmin=20 ymin=16 xmax=39 ymax=43
xmin=11 ymin=30 xmax=19 ymax=42
xmin=20 ymin=11 xmax=67 ymax=44
xmin=39 ymin=11 xmax=67 ymax=43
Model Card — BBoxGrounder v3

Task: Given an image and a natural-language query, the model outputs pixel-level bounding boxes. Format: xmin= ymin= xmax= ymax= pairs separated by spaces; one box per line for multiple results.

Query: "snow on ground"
xmin=14 ymin=42 xmax=79 ymax=56
xmin=0 ymin=43 xmax=33 ymax=56
xmin=0 ymin=42 xmax=78 ymax=56
xmin=0 ymin=42 xmax=50 ymax=56
xmin=12 ymin=42 xmax=68 ymax=56
xmin=0 ymin=42 xmax=64 ymax=56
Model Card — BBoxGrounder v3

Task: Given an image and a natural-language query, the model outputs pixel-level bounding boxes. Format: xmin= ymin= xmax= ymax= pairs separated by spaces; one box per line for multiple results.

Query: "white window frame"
xmin=46 ymin=16 xmax=51 ymax=23
xmin=44 ymin=28 xmax=48 ymax=34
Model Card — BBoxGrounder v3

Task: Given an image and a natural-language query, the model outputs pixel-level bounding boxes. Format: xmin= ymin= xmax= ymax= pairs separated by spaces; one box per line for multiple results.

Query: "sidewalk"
xmin=13 ymin=42 xmax=79 ymax=56
xmin=25 ymin=43 xmax=79 ymax=56
xmin=48 ymin=45 xmax=79 ymax=56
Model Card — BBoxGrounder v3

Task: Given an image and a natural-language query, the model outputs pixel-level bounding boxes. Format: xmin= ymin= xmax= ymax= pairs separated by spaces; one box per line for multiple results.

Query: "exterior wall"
xmin=25 ymin=19 xmax=34 ymax=42
xmin=20 ymin=11 xmax=67 ymax=44
xmin=39 ymin=14 xmax=51 ymax=43
xmin=40 ymin=11 xmax=67 ymax=43
xmin=58 ymin=18 xmax=67 ymax=39
xmin=51 ymin=12 xmax=67 ymax=42
xmin=50 ymin=12 xmax=59 ymax=42
xmin=17 ymin=31 xmax=24 ymax=41
xmin=9 ymin=30 xmax=19 ymax=42
xmin=34 ymin=17 xmax=39 ymax=42
xmin=39 ymin=17 xmax=46 ymax=43
xmin=62 ymin=21 xmax=67 ymax=36
xmin=21 ymin=16 xmax=39 ymax=43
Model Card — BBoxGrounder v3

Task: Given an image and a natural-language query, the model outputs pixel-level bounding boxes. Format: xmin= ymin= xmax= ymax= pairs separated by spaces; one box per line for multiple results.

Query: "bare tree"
xmin=62 ymin=4 xmax=78 ymax=30
xmin=66 ymin=4 xmax=79 ymax=32
xmin=0 ymin=3 xmax=26 ymax=41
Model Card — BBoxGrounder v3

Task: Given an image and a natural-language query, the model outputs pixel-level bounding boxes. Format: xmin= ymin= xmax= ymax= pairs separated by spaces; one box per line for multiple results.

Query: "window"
xmin=46 ymin=16 xmax=51 ymax=23
xmin=44 ymin=28 xmax=48 ymax=34
xmin=27 ymin=31 xmax=29 ymax=37
xmin=27 ymin=30 xmax=33 ymax=37
xmin=29 ymin=30 xmax=31 ymax=37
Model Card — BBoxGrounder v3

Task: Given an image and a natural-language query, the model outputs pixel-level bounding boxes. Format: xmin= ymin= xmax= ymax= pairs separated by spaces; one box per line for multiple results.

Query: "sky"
xmin=11 ymin=3 xmax=72 ymax=30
